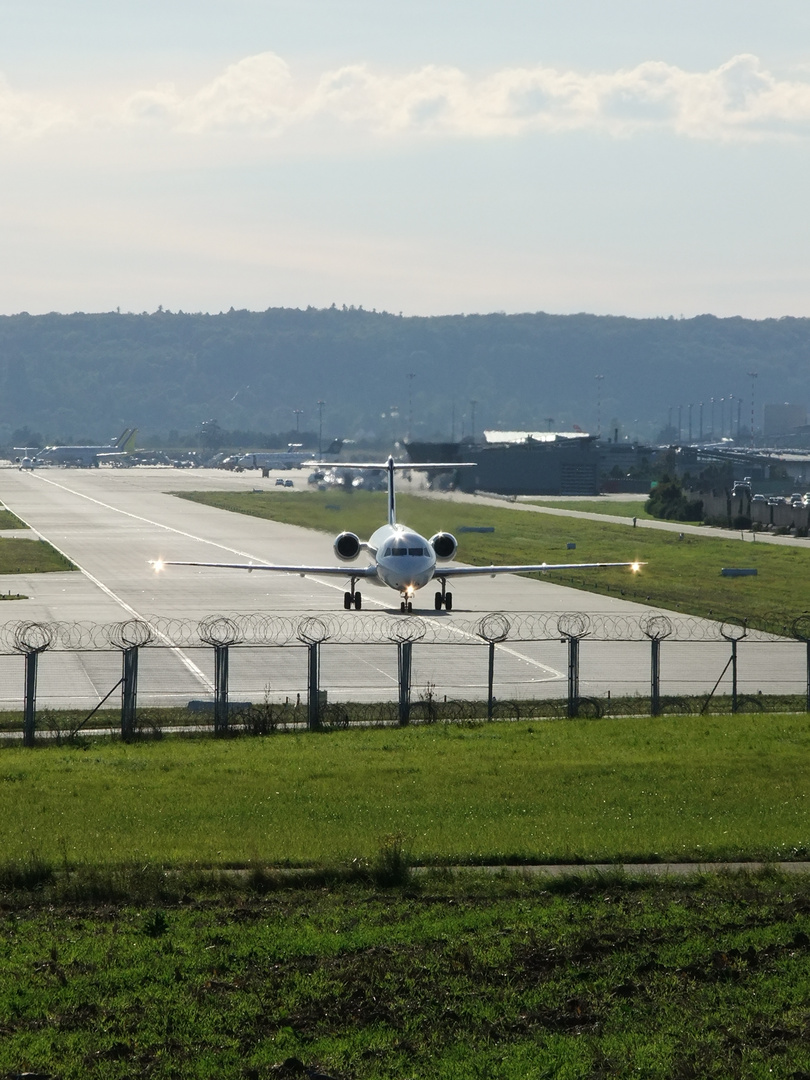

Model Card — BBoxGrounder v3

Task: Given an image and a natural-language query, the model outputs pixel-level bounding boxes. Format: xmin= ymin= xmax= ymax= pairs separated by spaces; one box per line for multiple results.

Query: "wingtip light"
xmin=151 ymin=558 xmax=165 ymax=573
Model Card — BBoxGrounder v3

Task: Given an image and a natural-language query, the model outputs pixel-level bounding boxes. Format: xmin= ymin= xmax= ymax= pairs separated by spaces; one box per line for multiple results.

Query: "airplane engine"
xmin=334 ymin=531 xmax=362 ymax=561
xmin=429 ymin=532 xmax=457 ymax=560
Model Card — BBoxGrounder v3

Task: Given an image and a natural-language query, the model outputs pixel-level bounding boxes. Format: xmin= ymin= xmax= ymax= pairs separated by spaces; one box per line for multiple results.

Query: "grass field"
xmin=3 ymin=708 xmax=810 ymax=1076
xmin=2 ymin=716 xmax=809 ymax=867
xmin=0 ymin=536 xmax=75 ymax=575
xmin=176 ymin=488 xmax=810 ymax=625
xmin=0 ymin=507 xmax=25 ymax=528
xmin=526 ymin=497 xmax=659 ymax=520
xmin=1 ymin=869 xmax=810 ymax=1079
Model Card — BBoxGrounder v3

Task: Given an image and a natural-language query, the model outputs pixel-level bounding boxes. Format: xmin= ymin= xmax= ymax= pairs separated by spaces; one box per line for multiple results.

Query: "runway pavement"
xmin=0 ymin=465 xmax=803 ymax=710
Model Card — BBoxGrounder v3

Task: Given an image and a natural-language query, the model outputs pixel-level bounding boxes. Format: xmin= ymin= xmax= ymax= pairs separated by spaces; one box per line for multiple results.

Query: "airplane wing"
xmin=437 ymin=561 xmax=642 ymax=577
xmin=152 ymin=560 xmax=379 ymax=578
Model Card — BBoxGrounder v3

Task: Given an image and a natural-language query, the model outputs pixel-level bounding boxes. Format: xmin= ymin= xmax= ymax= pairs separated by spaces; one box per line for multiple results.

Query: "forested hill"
xmin=1 ymin=307 xmax=807 ymax=445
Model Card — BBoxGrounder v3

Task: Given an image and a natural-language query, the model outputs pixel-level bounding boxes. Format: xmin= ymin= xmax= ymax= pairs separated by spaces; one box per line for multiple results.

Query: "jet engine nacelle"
xmin=334 ymin=531 xmax=362 ymax=561
xmin=429 ymin=532 xmax=457 ymax=560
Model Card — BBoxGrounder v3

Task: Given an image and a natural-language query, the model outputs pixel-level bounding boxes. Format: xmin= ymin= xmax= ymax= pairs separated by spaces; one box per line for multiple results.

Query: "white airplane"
xmin=25 ymin=428 xmax=138 ymax=468
xmin=236 ymin=439 xmax=343 ymax=473
xmin=152 ymin=457 xmax=642 ymax=612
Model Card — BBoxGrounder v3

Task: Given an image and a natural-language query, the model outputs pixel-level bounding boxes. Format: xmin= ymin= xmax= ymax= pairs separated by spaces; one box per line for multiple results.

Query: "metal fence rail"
xmin=2 ymin=609 xmax=810 ymax=744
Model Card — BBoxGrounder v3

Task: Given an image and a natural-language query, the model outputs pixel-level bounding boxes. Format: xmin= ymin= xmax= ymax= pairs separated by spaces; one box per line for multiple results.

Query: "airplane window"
xmin=384 ymin=547 xmax=392 ymax=556
xmin=392 ymin=547 xmax=407 ymax=556
xmin=409 ymin=547 xmax=425 ymax=556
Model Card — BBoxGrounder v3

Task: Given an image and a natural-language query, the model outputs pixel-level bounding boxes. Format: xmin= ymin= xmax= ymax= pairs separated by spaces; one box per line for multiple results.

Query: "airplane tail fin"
xmin=113 ymin=428 xmax=138 ymax=452
xmin=304 ymin=457 xmax=474 ymax=528
xmin=324 ymin=438 xmax=343 ymax=456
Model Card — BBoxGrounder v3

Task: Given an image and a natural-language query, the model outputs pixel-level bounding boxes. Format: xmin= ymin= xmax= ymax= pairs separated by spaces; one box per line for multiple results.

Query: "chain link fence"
xmin=1 ymin=610 xmax=808 ymax=744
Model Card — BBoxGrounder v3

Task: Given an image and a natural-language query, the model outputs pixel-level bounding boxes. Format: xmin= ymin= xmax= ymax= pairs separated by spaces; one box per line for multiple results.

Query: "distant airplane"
xmin=236 ymin=439 xmax=343 ymax=473
xmin=152 ymin=457 xmax=642 ymax=613
xmin=24 ymin=428 xmax=138 ymax=468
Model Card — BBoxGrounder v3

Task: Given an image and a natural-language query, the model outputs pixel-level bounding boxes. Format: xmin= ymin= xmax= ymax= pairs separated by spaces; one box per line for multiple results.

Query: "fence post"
xmin=487 ymin=641 xmax=496 ymax=721
xmin=12 ymin=622 xmax=55 ymax=748
xmin=567 ymin=635 xmax=580 ymax=718
xmin=214 ymin=644 xmax=229 ymax=734
xmin=110 ymin=620 xmax=154 ymax=741
xmin=398 ymin=641 xmax=412 ymax=725
xmin=641 ymin=615 xmax=672 ymax=719
xmin=556 ymin=614 xmax=591 ymax=720
xmin=198 ymin=617 xmax=242 ymax=735
xmin=475 ymin=614 xmax=511 ymax=723
xmin=308 ymin=642 xmax=321 ymax=730
xmin=720 ymin=620 xmax=746 ymax=716
xmin=650 ymin=638 xmax=661 ymax=717
xmin=296 ymin=617 xmax=331 ymax=733
xmin=121 ymin=645 xmax=139 ymax=740
xmin=23 ymin=650 xmax=38 ymax=748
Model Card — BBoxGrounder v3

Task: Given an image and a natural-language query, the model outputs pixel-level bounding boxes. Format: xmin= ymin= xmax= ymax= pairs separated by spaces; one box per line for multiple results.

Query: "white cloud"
xmin=6 ymin=52 xmax=810 ymax=143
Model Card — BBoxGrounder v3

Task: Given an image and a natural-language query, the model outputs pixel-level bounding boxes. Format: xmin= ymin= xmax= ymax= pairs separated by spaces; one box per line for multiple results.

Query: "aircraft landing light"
xmin=631 ymin=562 xmax=641 ymax=573
xmin=150 ymin=559 xmax=165 ymax=573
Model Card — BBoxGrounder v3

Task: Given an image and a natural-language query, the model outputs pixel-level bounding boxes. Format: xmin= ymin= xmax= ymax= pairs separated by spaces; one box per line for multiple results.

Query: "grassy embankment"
xmin=526 ymin=496 xmax=659 ymax=520
xmin=176 ymin=488 xmax=810 ymax=625
xmin=0 ymin=504 xmax=74 ymax=596
xmin=1 ymin=869 xmax=810 ymax=1079
xmin=2 ymin=717 xmax=808 ymax=867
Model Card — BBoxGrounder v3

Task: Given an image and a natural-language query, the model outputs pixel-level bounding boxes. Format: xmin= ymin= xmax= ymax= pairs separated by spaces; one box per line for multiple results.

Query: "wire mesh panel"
xmin=319 ymin=643 xmax=399 ymax=702
xmin=1 ymin=613 xmax=810 ymax=724
xmin=223 ymin=644 xmax=309 ymax=705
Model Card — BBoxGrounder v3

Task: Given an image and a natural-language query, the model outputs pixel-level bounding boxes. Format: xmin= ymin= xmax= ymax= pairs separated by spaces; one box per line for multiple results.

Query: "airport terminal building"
xmin=406 ymin=430 xmax=600 ymax=496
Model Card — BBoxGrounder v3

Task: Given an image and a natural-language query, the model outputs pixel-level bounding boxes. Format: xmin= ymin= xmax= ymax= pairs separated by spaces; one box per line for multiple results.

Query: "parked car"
xmin=275 ymin=477 xmax=285 ymax=486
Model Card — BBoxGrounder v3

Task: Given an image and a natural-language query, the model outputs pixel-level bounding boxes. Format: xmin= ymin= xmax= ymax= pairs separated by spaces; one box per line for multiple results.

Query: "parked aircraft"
xmin=236 ymin=439 xmax=343 ymax=473
xmin=152 ymin=457 xmax=642 ymax=612
xmin=26 ymin=428 xmax=138 ymax=468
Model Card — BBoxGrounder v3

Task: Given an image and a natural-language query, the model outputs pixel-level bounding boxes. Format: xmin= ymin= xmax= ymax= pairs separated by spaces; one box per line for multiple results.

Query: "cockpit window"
xmin=392 ymin=546 xmax=408 ymax=556
xmin=409 ymin=547 xmax=426 ymax=556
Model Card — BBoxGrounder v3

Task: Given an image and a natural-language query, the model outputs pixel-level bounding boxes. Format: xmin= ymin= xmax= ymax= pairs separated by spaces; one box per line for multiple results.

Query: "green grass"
xmin=0 ymin=537 xmax=75 ymax=574
xmin=526 ymin=497 xmax=658 ymax=520
xmin=2 ymin=716 xmax=810 ymax=867
xmin=1 ymin=871 xmax=810 ymax=1078
xmin=0 ymin=507 xmax=25 ymax=528
xmin=176 ymin=488 xmax=810 ymax=626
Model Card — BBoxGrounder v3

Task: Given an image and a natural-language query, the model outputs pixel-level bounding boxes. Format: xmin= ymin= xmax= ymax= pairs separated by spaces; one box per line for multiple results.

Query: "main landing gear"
xmin=343 ymin=580 xmax=362 ymax=610
xmin=434 ymin=579 xmax=453 ymax=611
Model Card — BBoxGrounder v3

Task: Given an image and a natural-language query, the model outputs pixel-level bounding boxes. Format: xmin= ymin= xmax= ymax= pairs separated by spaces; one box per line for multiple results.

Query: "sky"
xmin=2 ymin=0 xmax=810 ymax=319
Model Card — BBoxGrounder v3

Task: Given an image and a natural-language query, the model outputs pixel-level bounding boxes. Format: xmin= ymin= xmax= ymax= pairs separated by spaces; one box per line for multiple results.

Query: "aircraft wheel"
xmin=434 ymin=591 xmax=443 ymax=610
xmin=343 ymin=591 xmax=352 ymax=610
xmin=400 ymin=601 xmax=406 ymax=613
xmin=407 ymin=601 xmax=413 ymax=614
xmin=354 ymin=592 xmax=362 ymax=610
xmin=445 ymin=593 xmax=453 ymax=611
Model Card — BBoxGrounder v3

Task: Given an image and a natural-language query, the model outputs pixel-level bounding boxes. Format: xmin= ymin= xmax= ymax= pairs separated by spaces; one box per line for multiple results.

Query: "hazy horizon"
xmin=3 ymin=2 xmax=810 ymax=321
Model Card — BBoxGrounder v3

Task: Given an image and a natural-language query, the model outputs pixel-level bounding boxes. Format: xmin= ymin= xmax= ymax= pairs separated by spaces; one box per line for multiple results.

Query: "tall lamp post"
xmin=595 ymin=374 xmax=604 ymax=438
xmin=748 ymin=372 xmax=757 ymax=447
xmin=407 ymin=373 xmax=415 ymax=443
xmin=470 ymin=399 xmax=478 ymax=444
xmin=293 ymin=409 xmax=303 ymax=434
xmin=317 ymin=400 xmax=325 ymax=456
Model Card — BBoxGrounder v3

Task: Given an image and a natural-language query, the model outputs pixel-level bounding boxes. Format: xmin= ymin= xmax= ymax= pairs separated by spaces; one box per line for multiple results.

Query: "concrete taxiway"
xmin=0 ymin=466 xmax=803 ymax=710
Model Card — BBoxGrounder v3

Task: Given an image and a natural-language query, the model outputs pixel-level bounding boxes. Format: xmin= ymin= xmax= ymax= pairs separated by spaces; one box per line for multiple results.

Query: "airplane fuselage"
xmin=367 ymin=524 xmax=438 ymax=595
